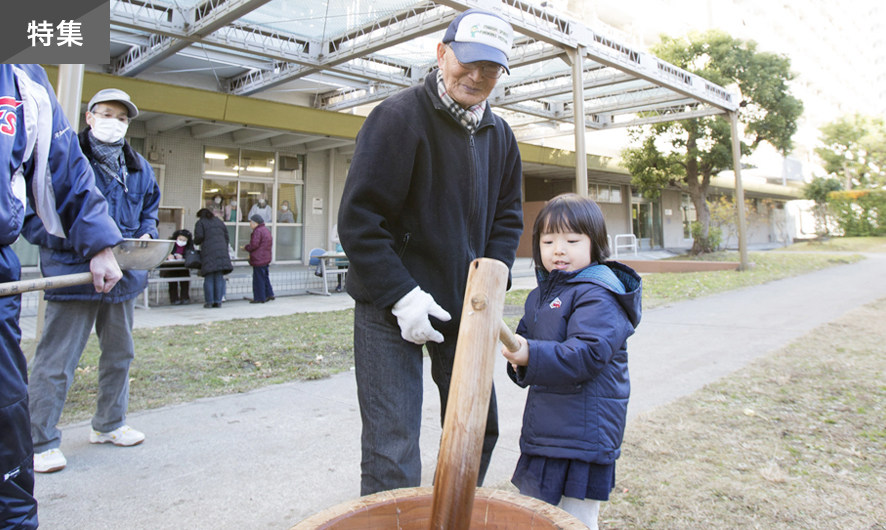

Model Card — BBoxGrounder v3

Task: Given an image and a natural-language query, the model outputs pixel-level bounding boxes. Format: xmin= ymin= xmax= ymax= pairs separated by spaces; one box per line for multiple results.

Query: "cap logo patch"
xmin=454 ymin=13 xmax=513 ymax=55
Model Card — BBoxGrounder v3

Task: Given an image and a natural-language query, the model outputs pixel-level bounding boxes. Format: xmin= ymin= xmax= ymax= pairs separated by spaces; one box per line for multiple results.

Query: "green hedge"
xmin=827 ymin=190 xmax=886 ymax=236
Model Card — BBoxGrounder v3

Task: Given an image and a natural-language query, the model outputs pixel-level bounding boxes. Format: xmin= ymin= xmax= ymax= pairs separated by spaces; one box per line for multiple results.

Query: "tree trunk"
xmin=686 ymin=131 xmax=713 ymax=254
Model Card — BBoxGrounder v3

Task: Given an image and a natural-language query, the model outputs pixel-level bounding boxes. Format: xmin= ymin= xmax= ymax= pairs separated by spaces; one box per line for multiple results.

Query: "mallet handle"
xmin=499 ymin=320 xmax=520 ymax=352
xmin=0 ymin=272 xmax=94 ymax=297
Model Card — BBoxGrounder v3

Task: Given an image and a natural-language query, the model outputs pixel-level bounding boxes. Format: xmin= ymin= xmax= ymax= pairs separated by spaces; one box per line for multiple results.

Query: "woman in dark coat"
xmin=194 ymin=208 xmax=233 ymax=308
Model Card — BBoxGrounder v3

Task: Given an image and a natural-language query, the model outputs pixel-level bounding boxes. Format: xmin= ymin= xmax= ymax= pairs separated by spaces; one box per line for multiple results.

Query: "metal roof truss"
xmin=109 ymin=0 xmax=739 ymax=139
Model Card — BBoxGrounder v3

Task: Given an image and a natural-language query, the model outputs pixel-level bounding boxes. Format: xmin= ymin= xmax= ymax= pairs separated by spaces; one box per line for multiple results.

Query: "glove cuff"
xmin=392 ymin=286 xmax=422 ymax=313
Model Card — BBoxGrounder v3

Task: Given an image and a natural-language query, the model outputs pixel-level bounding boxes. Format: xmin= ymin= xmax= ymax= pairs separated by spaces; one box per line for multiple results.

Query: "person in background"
xmin=278 ymin=200 xmax=295 ymax=223
xmin=501 ymin=194 xmax=642 ymax=530
xmin=225 ymin=197 xmax=239 ymax=222
xmin=1 ymin=63 xmax=123 ymax=530
xmin=208 ymin=193 xmax=225 ymax=219
xmin=247 ymin=192 xmax=272 ymax=223
xmin=25 ymin=87 xmax=160 ymax=477
xmin=161 ymin=229 xmax=194 ymax=305
xmin=194 ymin=208 xmax=233 ymax=308
xmin=337 ymin=9 xmax=523 ymax=496
xmin=244 ymin=214 xmax=275 ymax=304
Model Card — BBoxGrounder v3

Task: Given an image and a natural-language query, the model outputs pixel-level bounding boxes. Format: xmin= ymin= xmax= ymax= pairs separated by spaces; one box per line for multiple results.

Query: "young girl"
xmin=501 ymin=193 xmax=642 ymax=530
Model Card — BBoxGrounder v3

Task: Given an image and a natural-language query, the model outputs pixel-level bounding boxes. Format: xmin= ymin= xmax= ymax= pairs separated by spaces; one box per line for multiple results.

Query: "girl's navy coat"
xmin=509 ymin=261 xmax=642 ymax=465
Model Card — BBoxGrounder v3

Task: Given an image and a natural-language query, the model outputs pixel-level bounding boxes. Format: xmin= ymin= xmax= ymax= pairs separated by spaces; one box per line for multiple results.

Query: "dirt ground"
xmin=601 ymin=297 xmax=886 ymax=529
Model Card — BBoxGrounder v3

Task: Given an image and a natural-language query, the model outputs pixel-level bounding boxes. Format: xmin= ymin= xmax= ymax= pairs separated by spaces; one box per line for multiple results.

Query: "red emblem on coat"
xmin=549 ymin=297 xmax=562 ymax=309
xmin=0 ymin=96 xmax=22 ymax=137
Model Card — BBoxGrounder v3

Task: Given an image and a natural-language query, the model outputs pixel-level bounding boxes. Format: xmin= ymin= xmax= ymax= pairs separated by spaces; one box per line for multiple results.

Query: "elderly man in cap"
xmin=23 ymin=88 xmax=160 ymax=474
xmin=338 ymin=9 xmax=523 ymax=495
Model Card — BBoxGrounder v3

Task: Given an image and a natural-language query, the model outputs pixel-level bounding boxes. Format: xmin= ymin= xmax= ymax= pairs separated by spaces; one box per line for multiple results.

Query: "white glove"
xmin=391 ymin=287 xmax=452 ymax=345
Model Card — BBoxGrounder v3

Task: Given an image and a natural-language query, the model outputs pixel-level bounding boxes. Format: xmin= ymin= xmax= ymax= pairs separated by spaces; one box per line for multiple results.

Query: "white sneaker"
xmin=89 ymin=425 xmax=145 ymax=447
xmin=34 ymin=448 xmax=66 ymax=473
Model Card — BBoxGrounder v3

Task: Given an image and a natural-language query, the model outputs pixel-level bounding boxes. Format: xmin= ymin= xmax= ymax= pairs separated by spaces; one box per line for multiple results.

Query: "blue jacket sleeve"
xmin=21 ymin=65 xmax=122 ymax=258
xmin=137 ymin=164 xmax=160 ymax=239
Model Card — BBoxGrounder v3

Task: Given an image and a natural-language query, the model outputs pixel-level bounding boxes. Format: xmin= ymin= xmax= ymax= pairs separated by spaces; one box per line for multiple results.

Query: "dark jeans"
xmin=354 ymin=301 xmax=498 ymax=496
xmin=203 ymin=271 xmax=225 ymax=304
xmin=251 ymin=265 xmax=274 ymax=302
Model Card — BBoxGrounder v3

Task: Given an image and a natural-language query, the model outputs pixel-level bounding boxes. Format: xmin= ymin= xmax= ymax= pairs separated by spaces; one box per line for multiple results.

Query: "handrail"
xmin=613 ymin=233 xmax=638 ymax=258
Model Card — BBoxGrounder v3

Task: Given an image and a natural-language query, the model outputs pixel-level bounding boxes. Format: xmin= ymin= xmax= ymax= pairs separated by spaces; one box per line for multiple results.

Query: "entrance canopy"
xmin=109 ymin=0 xmax=739 ymax=145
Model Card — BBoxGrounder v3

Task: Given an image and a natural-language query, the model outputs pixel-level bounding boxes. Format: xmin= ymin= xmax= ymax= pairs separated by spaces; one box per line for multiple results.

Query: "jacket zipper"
xmin=467 ymin=134 xmax=478 ymax=260
xmin=534 ymin=274 xmax=559 ymax=323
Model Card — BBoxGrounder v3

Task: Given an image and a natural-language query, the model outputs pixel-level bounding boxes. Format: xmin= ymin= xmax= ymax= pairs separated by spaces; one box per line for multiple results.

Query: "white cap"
xmin=443 ymin=9 xmax=514 ymax=74
xmin=87 ymin=88 xmax=139 ymax=118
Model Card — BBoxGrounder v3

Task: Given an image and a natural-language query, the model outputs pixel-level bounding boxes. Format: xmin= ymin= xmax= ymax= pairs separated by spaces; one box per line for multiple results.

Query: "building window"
xmin=202 ymin=147 xmax=305 ymax=263
xmin=589 ymin=184 xmax=623 ymax=203
xmin=681 ymin=193 xmax=696 ymax=239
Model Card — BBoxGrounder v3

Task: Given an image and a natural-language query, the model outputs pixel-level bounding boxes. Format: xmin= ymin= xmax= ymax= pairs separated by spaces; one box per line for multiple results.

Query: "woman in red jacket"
xmin=244 ymin=214 xmax=275 ymax=303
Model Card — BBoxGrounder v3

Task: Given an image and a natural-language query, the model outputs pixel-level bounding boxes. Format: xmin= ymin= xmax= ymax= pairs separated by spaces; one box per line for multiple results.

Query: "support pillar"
xmin=570 ymin=46 xmax=588 ymax=196
xmin=729 ymin=111 xmax=749 ymax=271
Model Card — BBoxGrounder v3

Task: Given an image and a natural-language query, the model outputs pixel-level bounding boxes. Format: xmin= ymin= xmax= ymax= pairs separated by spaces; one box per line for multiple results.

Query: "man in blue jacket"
xmin=1 ymin=65 xmax=124 ymax=530
xmin=338 ymin=9 xmax=523 ymax=495
xmin=23 ymin=88 xmax=160 ymax=475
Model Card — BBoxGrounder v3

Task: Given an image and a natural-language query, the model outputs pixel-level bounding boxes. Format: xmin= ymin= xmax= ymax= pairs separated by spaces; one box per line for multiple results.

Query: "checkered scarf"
xmin=88 ymin=131 xmax=128 ymax=189
xmin=436 ymin=70 xmax=486 ymax=134
xmin=88 ymin=131 xmax=125 ymax=176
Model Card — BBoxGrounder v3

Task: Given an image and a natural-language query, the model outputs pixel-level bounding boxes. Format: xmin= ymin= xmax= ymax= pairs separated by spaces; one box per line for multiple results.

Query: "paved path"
xmin=30 ymin=253 xmax=886 ymax=529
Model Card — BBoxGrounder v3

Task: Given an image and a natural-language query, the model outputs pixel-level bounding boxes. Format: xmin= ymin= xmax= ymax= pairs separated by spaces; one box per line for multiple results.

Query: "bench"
xmin=140 ymin=258 xmax=253 ymax=308
xmin=142 ymin=262 xmax=194 ymax=308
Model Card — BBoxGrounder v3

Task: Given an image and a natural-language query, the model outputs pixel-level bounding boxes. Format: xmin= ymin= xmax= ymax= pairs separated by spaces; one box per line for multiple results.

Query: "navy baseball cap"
xmin=443 ymin=9 xmax=514 ymax=74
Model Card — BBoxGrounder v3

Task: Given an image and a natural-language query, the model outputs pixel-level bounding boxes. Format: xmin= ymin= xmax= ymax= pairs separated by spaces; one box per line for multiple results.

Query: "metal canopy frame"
xmin=106 ymin=0 xmax=749 ymax=267
xmin=109 ymin=0 xmax=738 ymax=130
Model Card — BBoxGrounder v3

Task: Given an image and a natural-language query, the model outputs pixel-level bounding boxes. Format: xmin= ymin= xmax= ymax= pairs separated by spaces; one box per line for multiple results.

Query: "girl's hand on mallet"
xmin=501 ymin=334 xmax=529 ymax=369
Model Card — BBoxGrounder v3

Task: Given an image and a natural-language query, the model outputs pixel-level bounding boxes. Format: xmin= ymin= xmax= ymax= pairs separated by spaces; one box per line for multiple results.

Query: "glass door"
xmin=632 ymin=202 xmax=663 ymax=250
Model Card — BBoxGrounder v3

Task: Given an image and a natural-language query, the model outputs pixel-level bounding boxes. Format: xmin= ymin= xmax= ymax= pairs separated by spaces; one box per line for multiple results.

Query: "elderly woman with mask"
xmin=277 ymin=200 xmax=295 ymax=223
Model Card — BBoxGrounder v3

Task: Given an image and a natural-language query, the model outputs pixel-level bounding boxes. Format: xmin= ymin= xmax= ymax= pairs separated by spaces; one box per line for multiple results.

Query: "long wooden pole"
xmin=428 ymin=258 xmax=509 ymax=530
xmin=0 ymin=273 xmax=94 ymax=298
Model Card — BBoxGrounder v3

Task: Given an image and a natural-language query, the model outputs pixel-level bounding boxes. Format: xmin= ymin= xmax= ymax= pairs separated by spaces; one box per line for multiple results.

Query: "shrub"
xmin=691 ymin=221 xmax=723 ymax=252
xmin=827 ymin=190 xmax=886 ymax=236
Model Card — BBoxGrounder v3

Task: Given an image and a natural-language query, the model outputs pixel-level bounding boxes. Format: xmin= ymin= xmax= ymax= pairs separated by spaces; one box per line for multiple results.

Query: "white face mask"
xmin=214 ymin=197 xmax=222 ymax=204
xmin=176 ymin=239 xmax=187 ymax=246
xmin=230 ymin=200 xmax=237 ymax=207
xmin=91 ymin=116 xmax=129 ymax=144
xmin=281 ymin=205 xmax=288 ymax=211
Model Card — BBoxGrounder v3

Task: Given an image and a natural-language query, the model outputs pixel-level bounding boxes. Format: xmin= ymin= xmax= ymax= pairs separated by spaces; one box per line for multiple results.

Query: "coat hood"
xmin=537 ymin=260 xmax=642 ymax=329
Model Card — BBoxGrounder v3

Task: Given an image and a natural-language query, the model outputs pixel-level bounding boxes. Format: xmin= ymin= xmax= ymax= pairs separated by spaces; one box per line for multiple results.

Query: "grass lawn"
xmin=507 ymin=250 xmax=864 ymax=311
xmin=28 ymin=250 xmax=866 ymax=426
xmin=781 ymin=236 xmax=886 ymax=253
